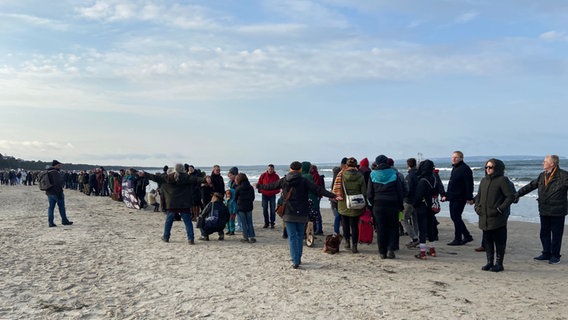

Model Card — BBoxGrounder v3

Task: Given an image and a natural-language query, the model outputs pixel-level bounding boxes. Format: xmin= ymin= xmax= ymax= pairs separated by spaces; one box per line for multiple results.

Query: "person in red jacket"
xmin=258 ymin=164 xmax=281 ymax=228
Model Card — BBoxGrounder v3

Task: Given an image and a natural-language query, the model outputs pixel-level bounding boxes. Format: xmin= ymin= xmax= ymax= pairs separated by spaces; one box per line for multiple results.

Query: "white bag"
xmin=343 ymin=178 xmax=366 ymax=209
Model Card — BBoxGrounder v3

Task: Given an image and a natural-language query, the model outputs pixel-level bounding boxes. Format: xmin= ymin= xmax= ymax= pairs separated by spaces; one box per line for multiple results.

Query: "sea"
xmin=145 ymin=157 xmax=556 ymax=225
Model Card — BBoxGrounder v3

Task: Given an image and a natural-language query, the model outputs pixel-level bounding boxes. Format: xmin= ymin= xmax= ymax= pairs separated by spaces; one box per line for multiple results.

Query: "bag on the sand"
xmin=323 ymin=234 xmax=343 ymax=254
xmin=421 ymin=178 xmax=441 ymax=214
xmin=38 ymin=171 xmax=53 ymax=191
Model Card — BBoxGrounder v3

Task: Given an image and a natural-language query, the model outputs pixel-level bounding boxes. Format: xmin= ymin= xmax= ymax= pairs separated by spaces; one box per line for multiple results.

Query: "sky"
xmin=1 ymin=0 xmax=567 ymax=168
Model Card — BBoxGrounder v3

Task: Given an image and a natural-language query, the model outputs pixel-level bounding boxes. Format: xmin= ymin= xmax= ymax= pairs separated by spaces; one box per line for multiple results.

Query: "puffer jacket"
xmin=258 ymin=171 xmax=335 ymax=223
xmin=516 ymin=165 xmax=568 ymax=217
xmin=337 ymin=168 xmax=366 ymax=217
xmin=234 ymin=180 xmax=255 ymax=212
xmin=146 ymin=172 xmax=202 ymax=211
xmin=474 ymin=159 xmax=515 ymax=230
xmin=367 ymin=164 xmax=403 ymax=209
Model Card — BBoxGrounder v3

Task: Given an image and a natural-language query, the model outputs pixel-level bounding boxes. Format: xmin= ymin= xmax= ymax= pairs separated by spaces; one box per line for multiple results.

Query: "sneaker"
xmin=49 ymin=223 xmax=57 ymax=227
xmin=428 ymin=248 xmax=437 ymax=257
xmin=161 ymin=236 xmax=169 ymax=243
xmin=240 ymin=238 xmax=249 ymax=243
xmin=549 ymin=257 xmax=561 ymax=264
xmin=270 ymin=224 xmax=275 ymax=229
xmin=415 ymin=251 xmax=427 ymax=260
xmin=263 ymin=224 xmax=269 ymax=229
xmin=188 ymin=240 xmax=195 ymax=245
xmin=447 ymin=240 xmax=463 ymax=246
xmin=249 ymin=238 xmax=257 ymax=243
xmin=62 ymin=221 xmax=73 ymax=226
xmin=292 ymin=264 xmax=300 ymax=269
xmin=534 ymin=254 xmax=551 ymax=261
xmin=474 ymin=246 xmax=486 ymax=252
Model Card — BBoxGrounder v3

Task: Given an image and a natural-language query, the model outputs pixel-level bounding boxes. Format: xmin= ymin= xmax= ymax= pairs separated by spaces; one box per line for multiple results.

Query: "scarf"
xmin=332 ymin=169 xmax=345 ymax=198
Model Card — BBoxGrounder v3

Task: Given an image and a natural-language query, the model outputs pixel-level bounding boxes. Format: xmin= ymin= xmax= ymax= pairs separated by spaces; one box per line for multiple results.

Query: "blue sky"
xmin=1 ymin=0 xmax=567 ymax=167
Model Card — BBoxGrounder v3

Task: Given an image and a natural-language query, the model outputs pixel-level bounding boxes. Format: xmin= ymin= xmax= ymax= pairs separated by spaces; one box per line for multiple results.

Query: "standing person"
xmin=186 ymin=165 xmax=203 ymax=220
xmin=257 ymin=161 xmax=336 ymax=269
xmin=474 ymin=159 xmax=515 ymax=272
xmin=234 ymin=173 xmax=257 ymax=243
xmin=403 ymin=158 xmax=420 ymax=248
xmin=225 ymin=167 xmax=239 ymax=235
xmin=413 ymin=160 xmax=439 ymax=260
xmin=330 ymin=158 xmax=348 ymax=234
xmin=210 ymin=165 xmax=225 ymax=195
xmin=257 ymin=164 xmax=280 ymax=229
xmin=310 ymin=164 xmax=325 ymax=235
xmin=45 ymin=160 xmax=73 ymax=227
xmin=333 ymin=157 xmax=366 ymax=253
xmin=515 ymin=155 xmax=568 ymax=264
xmin=442 ymin=151 xmax=475 ymax=246
xmin=200 ymin=175 xmax=215 ymax=207
xmin=143 ymin=164 xmax=203 ymax=244
xmin=367 ymin=155 xmax=404 ymax=259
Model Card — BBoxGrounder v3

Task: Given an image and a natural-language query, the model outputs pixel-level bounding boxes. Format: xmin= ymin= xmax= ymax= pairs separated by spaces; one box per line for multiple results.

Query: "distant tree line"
xmin=0 ymin=153 xmax=143 ymax=172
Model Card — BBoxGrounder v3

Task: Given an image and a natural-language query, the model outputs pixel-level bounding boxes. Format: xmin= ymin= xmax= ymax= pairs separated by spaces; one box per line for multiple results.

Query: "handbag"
xmin=342 ymin=178 xmax=365 ymax=210
xmin=276 ymin=188 xmax=293 ymax=218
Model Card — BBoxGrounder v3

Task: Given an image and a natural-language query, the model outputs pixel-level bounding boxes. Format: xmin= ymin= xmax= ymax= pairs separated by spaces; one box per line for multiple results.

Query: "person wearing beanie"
xmin=358 ymin=158 xmax=371 ymax=187
xmin=367 ymin=154 xmax=404 ymax=259
xmin=45 ymin=160 xmax=73 ymax=227
xmin=257 ymin=161 xmax=337 ymax=269
xmin=330 ymin=157 xmax=348 ymax=234
xmin=225 ymin=166 xmax=239 ymax=235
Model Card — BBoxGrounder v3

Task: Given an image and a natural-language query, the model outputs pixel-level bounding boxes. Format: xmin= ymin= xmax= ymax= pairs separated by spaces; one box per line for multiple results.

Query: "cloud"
xmin=0 ymin=12 xmax=68 ymax=31
xmin=539 ymin=30 xmax=568 ymax=41
xmin=455 ymin=11 xmax=478 ymax=24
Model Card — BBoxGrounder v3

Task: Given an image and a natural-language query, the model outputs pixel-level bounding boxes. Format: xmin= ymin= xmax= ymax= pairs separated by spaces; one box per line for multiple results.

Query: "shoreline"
xmin=1 ymin=184 xmax=567 ymax=319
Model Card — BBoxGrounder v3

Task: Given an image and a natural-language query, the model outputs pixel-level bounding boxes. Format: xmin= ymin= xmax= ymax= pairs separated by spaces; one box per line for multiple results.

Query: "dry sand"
xmin=1 ymin=185 xmax=567 ymax=319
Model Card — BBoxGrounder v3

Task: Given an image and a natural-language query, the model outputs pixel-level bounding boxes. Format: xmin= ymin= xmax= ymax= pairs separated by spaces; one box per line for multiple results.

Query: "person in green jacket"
xmin=474 ymin=158 xmax=515 ymax=272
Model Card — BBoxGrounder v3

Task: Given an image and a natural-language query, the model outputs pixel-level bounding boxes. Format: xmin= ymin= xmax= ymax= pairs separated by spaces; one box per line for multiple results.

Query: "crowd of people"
xmin=29 ymin=152 xmax=568 ymax=270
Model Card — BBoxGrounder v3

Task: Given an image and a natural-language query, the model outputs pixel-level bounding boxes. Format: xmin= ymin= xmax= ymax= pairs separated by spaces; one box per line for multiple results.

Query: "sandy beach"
xmin=1 ymin=185 xmax=567 ymax=320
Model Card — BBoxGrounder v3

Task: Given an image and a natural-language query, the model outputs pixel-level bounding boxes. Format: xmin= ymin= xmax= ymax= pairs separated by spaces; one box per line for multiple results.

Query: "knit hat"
xmin=229 ymin=167 xmax=239 ymax=175
xmin=375 ymin=155 xmax=388 ymax=165
xmin=52 ymin=160 xmax=62 ymax=166
xmin=359 ymin=157 xmax=369 ymax=168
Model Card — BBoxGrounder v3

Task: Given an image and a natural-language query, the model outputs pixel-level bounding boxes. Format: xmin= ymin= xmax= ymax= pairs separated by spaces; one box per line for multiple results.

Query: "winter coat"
xmin=257 ymin=171 xmax=281 ymax=197
xmin=404 ymin=167 xmax=418 ymax=204
xmin=516 ymin=165 xmax=568 ymax=217
xmin=210 ymin=172 xmax=225 ymax=194
xmin=258 ymin=171 xmax=335 ymax=223
xmin=200 ymin=200 xmax=230 ymax=232
xmin=367 ymin=164 xmax=404 ymax=210
xmin=337 ymin=168 xmax=366 ymax=217
xmin=45 ymin=167 xmax=64 ymax=196
xmin=446 ymin=161 xmax=474 ymax=202
xmin=412 ymin=160 xmax=436 ymax=210
xmin=234 ymin=180 xmax=255 ymax=212
xmin=145 ymin=172 xmax=202 ymax=211
xmin=474 ymin=159 xmax=515 ymax=230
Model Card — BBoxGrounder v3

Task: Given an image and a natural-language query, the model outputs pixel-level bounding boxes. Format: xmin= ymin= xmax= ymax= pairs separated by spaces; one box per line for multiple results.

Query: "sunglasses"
xmin=485 ymin=166 xmax=494 ymax=170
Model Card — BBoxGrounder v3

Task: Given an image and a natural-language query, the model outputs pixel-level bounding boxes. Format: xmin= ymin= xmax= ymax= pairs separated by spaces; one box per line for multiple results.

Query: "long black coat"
xmin=474 ymin=159 xmax=515 ymax=230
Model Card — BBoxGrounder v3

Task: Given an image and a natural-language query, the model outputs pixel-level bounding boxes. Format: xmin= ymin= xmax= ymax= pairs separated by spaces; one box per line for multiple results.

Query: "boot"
xmin=352 ymin=243 xmax=358 ymax=254
xmin=344 ymin=237 xmax=351 ymax=249
xmin=491 ymin=251 xmax=505 ymax=272
xmin=482 ymin=246 xmax=495 ymax=271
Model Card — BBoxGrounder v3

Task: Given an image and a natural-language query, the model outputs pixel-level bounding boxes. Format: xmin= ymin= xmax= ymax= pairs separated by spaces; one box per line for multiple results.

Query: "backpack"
xmin=421 ymin=178 xmax=441 ymax=214
xmin=38 ymin=170 xmax=53 ymax=191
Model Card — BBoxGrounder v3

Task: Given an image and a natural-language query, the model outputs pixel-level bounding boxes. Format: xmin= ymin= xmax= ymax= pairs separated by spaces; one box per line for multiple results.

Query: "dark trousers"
xmin=484 ymin=226 xmax=507 ymax=263
xmin=539 ymin=215 xmax=566 ymax=259
xmin=449 ymin=199 xmax=471 ymax=241
xmin=416 ymin=206 xmax=436 ymax=244
xmin=342 ymin=215 xmax=360 ymax=245
xmin=373 ymin=204 xmax=400 ymax=254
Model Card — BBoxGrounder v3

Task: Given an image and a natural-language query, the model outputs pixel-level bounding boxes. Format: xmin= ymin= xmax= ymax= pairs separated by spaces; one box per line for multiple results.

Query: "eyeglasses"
xmin=485 ymin=166 xmax=494 ymax=170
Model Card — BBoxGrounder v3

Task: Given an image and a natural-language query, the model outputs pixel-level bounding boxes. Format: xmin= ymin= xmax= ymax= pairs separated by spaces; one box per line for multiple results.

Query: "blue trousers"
xmin=539 ymin=215 xmax=566 ymax=259
xmin=286 ymin=222 xmax=306 ymax=266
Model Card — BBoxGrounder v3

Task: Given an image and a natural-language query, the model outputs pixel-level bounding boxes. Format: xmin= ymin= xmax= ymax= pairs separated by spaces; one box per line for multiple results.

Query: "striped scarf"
xmin=332 ymin=169 xmax=345 ymax=198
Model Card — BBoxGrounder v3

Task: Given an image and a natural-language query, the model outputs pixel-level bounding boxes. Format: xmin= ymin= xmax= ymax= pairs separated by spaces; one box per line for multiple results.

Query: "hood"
xmin=359 ymin=158 xmax=370 ymax=168
xmin=486 ymin=158 xmax=505 ymax=178
xmin=301 ymin=161 xmax=312 ymax=174
xmin=417 ymin=159 xmax=434 ymax=178
xmin=370 ymin=167 xmax=397 ymax=184
xmin=343 ymin=168 xmax=361 ymax=182
xmin=285 ymin=171 xmax=304 ymax=186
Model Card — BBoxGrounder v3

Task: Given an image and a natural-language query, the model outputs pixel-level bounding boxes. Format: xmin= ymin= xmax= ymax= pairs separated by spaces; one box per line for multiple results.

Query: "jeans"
xmin=332 ymin=207 xmax=341 ymax=234
xmin=539 ymin=215 xmax=565 ymax=259
xmin=401 ymin=202 xmax=418 ymax=240
xmin=449 ymin=199 xmax=471 ymax=241
xmin=261 ymin=194 xmax=276 ymax=226
xmin=373 ymin=204 xmax=400 ymax=254
xmin=163 ymin=211 xmax=194 ymax=241
xmin=237 ymin=211 xmax=256 ymax=240
xmin=286 ymin=222 xmax=306 ymax=266
xmin=47 ymin=194 xmax=69 ymax=225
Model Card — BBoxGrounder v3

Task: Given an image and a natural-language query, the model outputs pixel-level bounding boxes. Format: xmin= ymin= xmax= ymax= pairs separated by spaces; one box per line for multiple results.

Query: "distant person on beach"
xmin=143 ymin=163 xmax=203 ymax=244
xmin=257 ymin=161 xmax=337 ymax=269
xmin=225 ymin=167 xmax=239 ymax=235
xmin=210 ymin=165 xmax=225 ymax=195
xmin=198 ymin=192 xmax=229 ymax=241
xmin=515 ymin=155 xmax=568 ymax=265
xmin=310 ymin=164 xmax=325 ymax=235
xmin=412 ymin=159 xmax=438 ymax=260
xmin=332 ymin=157 xmax=366 ymax=254
xmin=257 ymin=164 xmax=280 ymax=229
xmin=403 ymin=158 xmax=420 ymax=248
xmin=234 ymin=173 xmax=257 ymax=243
xmin=474 ymin=159 xmax=515 ymax=272
xmin=45 ymin=160 xmax=73 ymax=227
xmin=442 ymin=151 xmax=475 ymax=246
xmin=368 ymin=155 xmax=405 ymax=259
xmin=330 ymin=157 xmax=348 ymax=234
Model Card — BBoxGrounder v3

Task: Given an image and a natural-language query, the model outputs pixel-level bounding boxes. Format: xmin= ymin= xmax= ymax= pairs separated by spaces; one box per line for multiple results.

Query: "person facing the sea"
xmin=257 ymin=161 xmax=337 ymax=269
xmin=515 ymin=155 xmax=568 ymax=265
xmin=45 ymin=160 xmax=73 ymax=227
xmin=225 ymin=167 xmax=239 ymax=235
xmin=257 ymin=164 xmax=280 ymax=229
xmin=143 ymin=163 xmax=203 ymax=244
xmin=403 ymin=158 xmax=420 ymax=248
xmin=234 ymin=173 xmax=257 ymax=243
xmin=442 ymin=151 xmax=475 ymax=246
xmin=474 ymin=159 xmax=515 ymax=272
xmin=412 ymin=159 xmax=438 ymax=260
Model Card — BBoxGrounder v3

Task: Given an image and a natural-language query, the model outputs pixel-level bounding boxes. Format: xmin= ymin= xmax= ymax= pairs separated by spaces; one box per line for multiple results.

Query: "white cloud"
xmin=0 ymin=13 xmax=68 ymax=31
xmin=539 ymin=30 xmax=567 ymax=41
xmin=455 ymin=11 xmax=478 ymax=24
